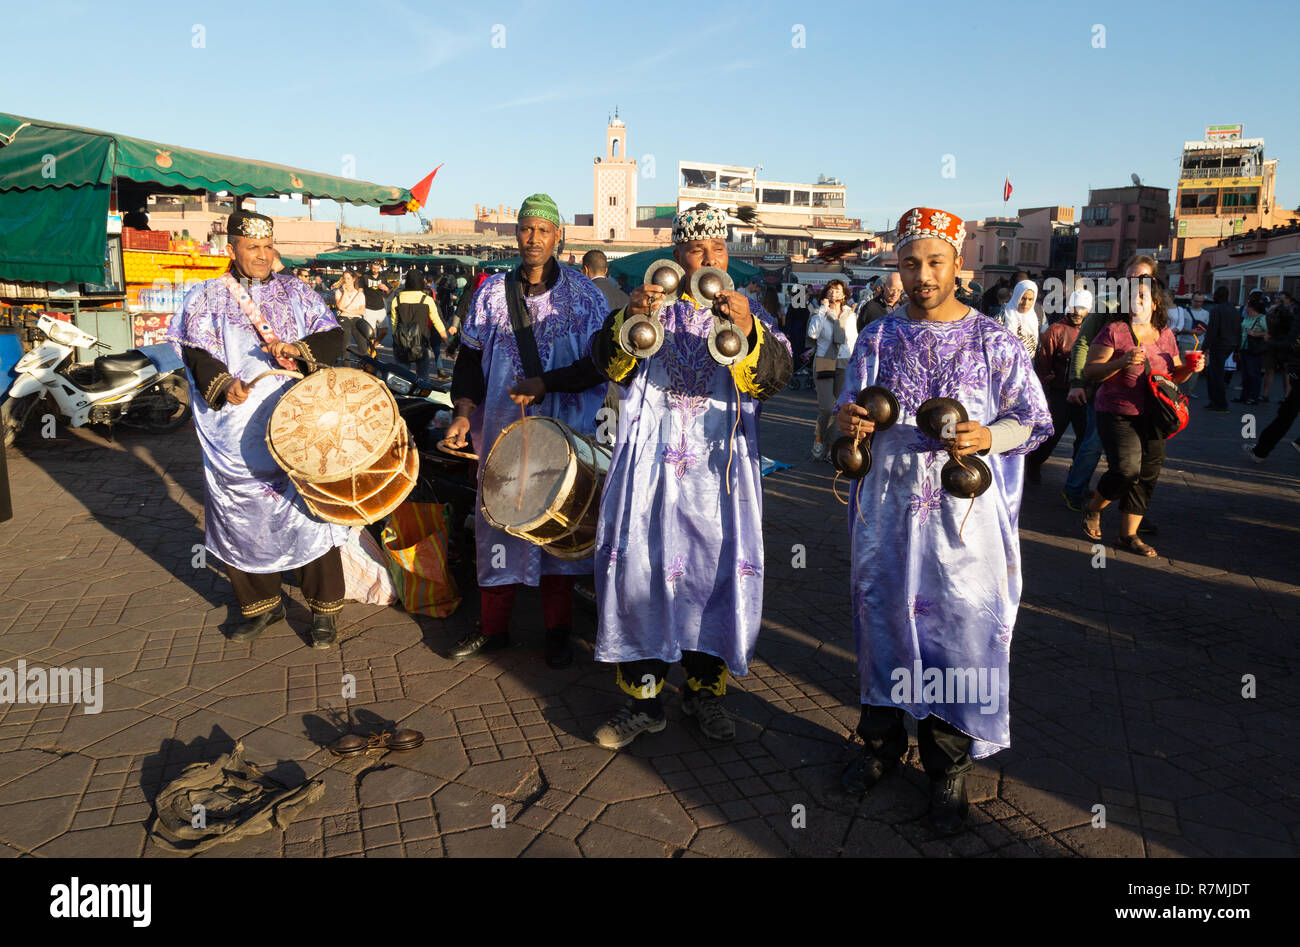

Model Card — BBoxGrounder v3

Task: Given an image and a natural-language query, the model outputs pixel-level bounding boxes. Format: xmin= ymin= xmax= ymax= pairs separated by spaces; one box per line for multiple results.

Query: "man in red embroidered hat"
xmin=834 ymin=206 xmax=1052 ymax=834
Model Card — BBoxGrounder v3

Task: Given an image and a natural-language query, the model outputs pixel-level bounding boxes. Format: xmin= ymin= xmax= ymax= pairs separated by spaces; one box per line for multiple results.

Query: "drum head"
xmin=267 ymin=368 xmax=399 ymax=483
xmin=482 ymin=418 xmax=576 ymax=529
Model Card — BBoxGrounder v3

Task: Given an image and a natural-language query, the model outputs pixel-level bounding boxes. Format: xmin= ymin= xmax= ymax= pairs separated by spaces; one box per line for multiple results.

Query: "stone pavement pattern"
xmin=0 ymin=377 xmax=1297 ymax=858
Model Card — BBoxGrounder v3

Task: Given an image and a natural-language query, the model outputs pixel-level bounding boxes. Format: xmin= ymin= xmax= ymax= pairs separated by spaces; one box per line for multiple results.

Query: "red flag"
xmin=1003 ymin=177 xmax=1013 ymax=202
xmin=410 ymin=164 xmax=444 ymax=207
xmin=380 ymin=164 xmax=444 ymax=215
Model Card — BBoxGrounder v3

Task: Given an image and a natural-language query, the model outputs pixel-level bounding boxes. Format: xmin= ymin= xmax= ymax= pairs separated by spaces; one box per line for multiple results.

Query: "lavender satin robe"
xmin=461 ymin=267 xmax=610 ymax=587
xmin=168 ymin=274 xmax=348 ymax=573
xmin=838 ymin=309 xmax=1051 ymax=758
xmin=594 ymin=299 xmax=790 ymax=675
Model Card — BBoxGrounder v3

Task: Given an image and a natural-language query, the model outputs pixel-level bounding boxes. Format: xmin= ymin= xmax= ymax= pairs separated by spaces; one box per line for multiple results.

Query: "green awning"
xmin=606 ymin=248 xmax=761 ymax=290
xmin=0 ymin=184 xmax=111 ymax=284
xmin=0 ymin=112 xmax=415 ymax=284
xmin=0 ymin=112 xmax=412 ymax=206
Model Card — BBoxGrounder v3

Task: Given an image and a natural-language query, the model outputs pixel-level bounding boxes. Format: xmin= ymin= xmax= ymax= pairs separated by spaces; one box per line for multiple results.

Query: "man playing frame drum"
xmin=443 ymin=194 xmax=610 ymax=668
xmin=587 ymin=204 xmax=792 ymax=748
xmin=167 ymin=211 xmax=348 ymax=649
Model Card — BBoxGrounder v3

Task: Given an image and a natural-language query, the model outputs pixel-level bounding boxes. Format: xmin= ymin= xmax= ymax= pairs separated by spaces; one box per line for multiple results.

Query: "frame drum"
xmin=480 ymin=416 xmax=611 ymax=560
xmin=266 ymin=367 xmax=417 ymax=526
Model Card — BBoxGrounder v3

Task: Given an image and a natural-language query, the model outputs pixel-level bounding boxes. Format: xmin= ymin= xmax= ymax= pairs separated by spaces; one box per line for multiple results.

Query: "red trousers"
xmin=480 ymin=575 xmax=574 ymax=637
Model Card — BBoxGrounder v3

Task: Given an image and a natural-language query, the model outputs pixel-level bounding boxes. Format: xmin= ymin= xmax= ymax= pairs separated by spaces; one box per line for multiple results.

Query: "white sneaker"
xmin=1242 ymin=443 xmax=1265 ymax=464
xmin=593 ymin=702 xmax=667 ymax=749
xmin=811 ymin=442 xmax=826 ymax=460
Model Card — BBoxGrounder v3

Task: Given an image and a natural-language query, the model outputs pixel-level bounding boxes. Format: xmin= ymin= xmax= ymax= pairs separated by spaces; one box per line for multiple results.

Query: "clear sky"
xmin=6 ymin=0 xmax=1299 ymax=236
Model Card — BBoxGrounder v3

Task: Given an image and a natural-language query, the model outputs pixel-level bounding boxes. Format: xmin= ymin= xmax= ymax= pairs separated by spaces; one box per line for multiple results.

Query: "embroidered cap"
xmin=227 ymin=210 xmax=274 ymax=240
xmin=672 ymin=203 xmax=730 ymax=244
xmin=895 ymin=207 xmax=966 ymax=256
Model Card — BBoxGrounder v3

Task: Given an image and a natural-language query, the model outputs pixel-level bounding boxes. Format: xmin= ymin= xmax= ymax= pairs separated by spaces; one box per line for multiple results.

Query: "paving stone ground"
xmin=0 ymin=371 xmax=1296 ymax=858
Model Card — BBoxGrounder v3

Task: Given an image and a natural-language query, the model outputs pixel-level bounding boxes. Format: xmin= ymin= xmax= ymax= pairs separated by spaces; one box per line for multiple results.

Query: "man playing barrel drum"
xmin=442 ymin=194 xmax=611 ymax=668
xmin=587 ymin=203 xmax=793 ymax=748
xmin=834 ymin=206 xmax=1051 ymax=833
xmin=168 ymin=211 xmax=348 ymax=649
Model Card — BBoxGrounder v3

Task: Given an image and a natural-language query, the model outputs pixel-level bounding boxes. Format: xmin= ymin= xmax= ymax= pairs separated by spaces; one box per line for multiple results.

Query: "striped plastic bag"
xmin=381 ymin=502 xmax=461 ymax=617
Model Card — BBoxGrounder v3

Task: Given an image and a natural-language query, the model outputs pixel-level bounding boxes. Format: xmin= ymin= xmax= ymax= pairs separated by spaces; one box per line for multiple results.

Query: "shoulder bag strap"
xmin=504 ymin=268 xmax=547 ymax=385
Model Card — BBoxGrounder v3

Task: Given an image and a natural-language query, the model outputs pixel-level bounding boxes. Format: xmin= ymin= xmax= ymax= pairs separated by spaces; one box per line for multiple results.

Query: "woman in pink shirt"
xmin=1080 ymin=276 xmax=1204 ymax=556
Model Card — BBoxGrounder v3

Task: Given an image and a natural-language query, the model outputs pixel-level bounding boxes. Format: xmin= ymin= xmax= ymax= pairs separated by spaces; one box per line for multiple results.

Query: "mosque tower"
xmin=593 ymin=108 xmax=638 ymax=241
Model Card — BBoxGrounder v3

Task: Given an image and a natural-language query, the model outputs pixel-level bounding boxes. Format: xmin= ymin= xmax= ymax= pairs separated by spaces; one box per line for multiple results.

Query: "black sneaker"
xmin=310 ymin=613 xmax=338 ymax=650
xmin=544 ymin=627 xmax=573 ymax=669
xmin=927 ymin=772 xmax=970 ymax=835
xmin=449 ymin=626 xmax=510 ymax=660
xmin=230 ymin=605 xmax=285 ymax=643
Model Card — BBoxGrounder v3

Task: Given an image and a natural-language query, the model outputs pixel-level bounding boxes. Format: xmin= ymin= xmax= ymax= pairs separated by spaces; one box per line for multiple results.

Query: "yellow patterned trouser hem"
xmin=305 ymin=597 xmax=344 ymax=615
xmin=240 ymin=596 xmax=282 ymax=618
xmin=685 ymin=668 xmax=728 ymax=697
xmin=616 ymin=665 xmax=665 ymax=699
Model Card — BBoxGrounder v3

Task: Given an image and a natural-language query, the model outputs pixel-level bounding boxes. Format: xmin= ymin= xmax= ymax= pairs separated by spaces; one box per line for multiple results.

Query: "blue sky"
xmin=6 ymin=0 xmax=1299 ymax=235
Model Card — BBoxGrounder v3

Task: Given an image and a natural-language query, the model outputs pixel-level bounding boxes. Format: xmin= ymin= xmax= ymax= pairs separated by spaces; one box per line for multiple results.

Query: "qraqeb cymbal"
xmin=916 ymin=396 xmax=992 ymax=499
xmin=830 ymin=385 xmax=899 ymax=479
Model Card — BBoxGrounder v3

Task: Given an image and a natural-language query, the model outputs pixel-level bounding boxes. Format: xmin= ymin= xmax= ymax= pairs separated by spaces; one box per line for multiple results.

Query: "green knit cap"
xmin=518 ymin=193 xmax=561 ymax=228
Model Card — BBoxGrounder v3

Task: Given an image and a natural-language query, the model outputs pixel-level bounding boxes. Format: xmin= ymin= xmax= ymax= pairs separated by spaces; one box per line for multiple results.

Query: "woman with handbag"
xmin=1080 ymin=276 xmax=1203 ymax=557
xmin=1239 ymin=293 xmax=1270 ymax=405
xmin=806 ymin=279 xmax=856 ymax=460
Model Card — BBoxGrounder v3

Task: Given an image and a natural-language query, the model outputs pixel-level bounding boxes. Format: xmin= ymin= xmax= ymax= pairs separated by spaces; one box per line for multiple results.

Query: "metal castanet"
xmin=619 ymin=259 xmax=682 ymax=358
xmin=916 ymin=396 xmax=991 ymax=499
xmin=479 ymin=416 xmax=611 ymax=560
xmin=265 ymin=367 xmax=418 ymax=525
xmin=689 ymin=266 xmax=749 ymax=366
xmin=831 ymin=385 xmax=899 ymax=479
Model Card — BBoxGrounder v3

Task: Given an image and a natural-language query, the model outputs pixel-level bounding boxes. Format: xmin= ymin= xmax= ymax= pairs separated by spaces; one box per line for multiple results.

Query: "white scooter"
xmin=2 ymin=313 xmax=191 ymax=447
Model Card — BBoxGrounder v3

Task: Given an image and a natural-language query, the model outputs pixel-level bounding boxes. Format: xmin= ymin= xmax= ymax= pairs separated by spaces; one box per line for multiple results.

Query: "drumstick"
xmin=516 ymin=402 xmax=529 ymax=512
xmin=436 ymin=440 xmax=479 ymax=461
xmin=245 ymin=369 xmax=305 ymax=388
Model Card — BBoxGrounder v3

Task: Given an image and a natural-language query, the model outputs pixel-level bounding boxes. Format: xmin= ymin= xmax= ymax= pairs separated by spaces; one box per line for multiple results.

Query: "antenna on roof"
xmin=1131 ymin=173 xmax=1142 ymax=187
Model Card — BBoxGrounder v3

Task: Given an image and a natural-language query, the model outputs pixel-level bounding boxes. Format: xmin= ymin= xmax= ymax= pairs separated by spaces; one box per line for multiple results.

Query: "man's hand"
xmin=444 ymin=416 xmax=471 ymax=448
xmin=261 ymin=341 xmax=302 ymax=362
xmin=509 ymin=377 xmax=546 ymax=406
xmin=1066 ymin=386 xmax=1087 ymax=405
xmin=627 ymin=284 xmax=665 ymax=316
xmin=224 ymin=379 xmax=252 ymax=406
xmin=713 ymin=290 xmax=754 ymax=336
xmin=837 ymin=403 xmax=875 ymax=438
xmin=949 ymin=420 xmax=991 ymax=457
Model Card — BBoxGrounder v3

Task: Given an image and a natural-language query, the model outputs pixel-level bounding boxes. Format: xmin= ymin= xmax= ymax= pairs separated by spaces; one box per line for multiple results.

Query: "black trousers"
xmin=1095 ymin=411 xmax=1165 ymax=516
xmin=1206 ymin=346 xmax=1231 ymax=408
xmin=857 ymin=705 xmax=972 ymax=779
xmin=1027 ymin=388 xmax=1088 ymax=468
xmin=227 ymin=546 xmax=344 ymax=618
xmin=1255 ymin=373 xmax=1300 ymax=457
xmin=617 ymin=651 xmax=728 ymax=709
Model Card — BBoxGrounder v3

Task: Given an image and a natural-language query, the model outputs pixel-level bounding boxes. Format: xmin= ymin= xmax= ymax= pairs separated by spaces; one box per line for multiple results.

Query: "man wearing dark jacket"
xmin=857 ymin=272 xmax=902 ymax=333
xmin=581 ymin=250 xmax=629 ymax=313
xmin=1204 ymin=286 xmax=1242 ymax=412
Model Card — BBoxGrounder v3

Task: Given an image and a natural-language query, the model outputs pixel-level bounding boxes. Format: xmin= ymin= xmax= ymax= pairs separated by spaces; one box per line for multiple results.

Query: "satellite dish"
xmin=594 ymin=156 xmax=601 ymax=164
xmin=1131 ymin=173 xmax=1142 ymax=186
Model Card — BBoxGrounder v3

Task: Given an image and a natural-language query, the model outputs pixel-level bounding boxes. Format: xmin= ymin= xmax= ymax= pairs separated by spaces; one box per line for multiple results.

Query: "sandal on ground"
xmin=1116 ymin=534 xmax=1157 ymax=558
xmin=1082 ymin=511 xmax=1102 ymax=541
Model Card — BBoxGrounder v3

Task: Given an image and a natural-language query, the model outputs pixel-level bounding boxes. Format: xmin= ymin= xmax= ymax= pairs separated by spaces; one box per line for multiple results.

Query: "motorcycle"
xmin=2 ymin=313 xmax=191 ymax=447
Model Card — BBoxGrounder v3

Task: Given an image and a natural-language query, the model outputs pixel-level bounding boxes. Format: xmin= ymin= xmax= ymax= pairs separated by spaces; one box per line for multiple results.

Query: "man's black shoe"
xmin=230 ymin=605 xmax=285 ymax=643
xmin=927 ymin=772 xmax=970 ymax=836
xmin=1203 ymin=403 xmax=1229 ymax=413
xmin=841 ymin=748 xmax=899 ymax=794
xmin=310 ymin=613 xmax=338 ymax=650
xmin=450 ymin=627 xmax=510 ymax=660
xmin=545 ymin=626 xmax=573 ymax=669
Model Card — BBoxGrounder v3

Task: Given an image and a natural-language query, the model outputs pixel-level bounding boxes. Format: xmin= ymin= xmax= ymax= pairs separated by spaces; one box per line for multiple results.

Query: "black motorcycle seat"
xmin=95 ymin=350 xmax=152 ymax=378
